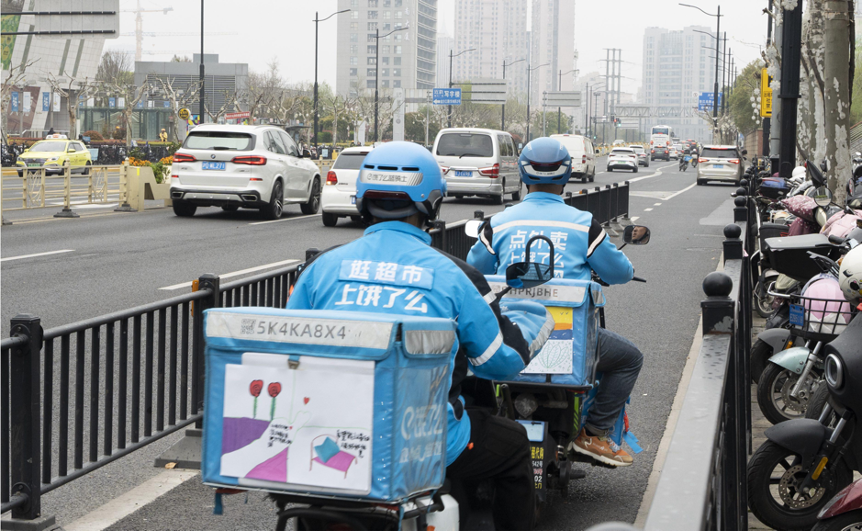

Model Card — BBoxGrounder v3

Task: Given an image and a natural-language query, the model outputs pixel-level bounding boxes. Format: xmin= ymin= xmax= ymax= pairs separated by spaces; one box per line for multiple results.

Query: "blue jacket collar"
xmin=364 ymin=220 xmax=432 ymax=244
xmin=523 ymin=191 xmax=565 ymax=204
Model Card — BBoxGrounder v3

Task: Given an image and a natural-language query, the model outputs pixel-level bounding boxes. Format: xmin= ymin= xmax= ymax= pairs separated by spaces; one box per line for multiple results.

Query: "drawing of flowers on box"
xmin=218 ymin=352 xmax=375 ymax=494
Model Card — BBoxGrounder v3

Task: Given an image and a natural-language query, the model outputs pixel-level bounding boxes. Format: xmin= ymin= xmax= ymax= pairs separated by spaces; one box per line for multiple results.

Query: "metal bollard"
xmin=722 ymin=223 xmax=743 ymax=262
xmin=701 ymin=271 xmax=734 ymax=335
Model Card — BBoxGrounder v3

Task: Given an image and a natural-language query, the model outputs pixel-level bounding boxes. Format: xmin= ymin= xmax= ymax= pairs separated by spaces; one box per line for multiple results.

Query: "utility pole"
xmin=721 ymin=34 xmax=727 ymax=116
xmin=502 ymin=58 xmax=525 ymax=130
xmin=199 ymin=0 xmax=204 ymax=125
xmin=778 ymin=0 xmax=802 ymax=177
xmin=763 ymin=0 xmax=772 ymax=157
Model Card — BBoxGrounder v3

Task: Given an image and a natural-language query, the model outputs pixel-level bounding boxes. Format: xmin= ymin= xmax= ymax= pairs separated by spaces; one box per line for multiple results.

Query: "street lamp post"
xmin=558 ymin=69 xmax=576 ymax=133
xmin=199 ymin=0 xmax=204 ymax=124
xmin=681 ymin=3 xmax=722 ymax=141
xmin=526 ymin=62 xmax=549 ymax=142
xmin=374 ymin=25 xmax=408 ymax=142
xmin=448 ymin=48 xmax=476 ymax=128
xmin=313 ymin=9 xmax=350 ymax=149
xmin=502 ymin=58 xmax=525 ymax=130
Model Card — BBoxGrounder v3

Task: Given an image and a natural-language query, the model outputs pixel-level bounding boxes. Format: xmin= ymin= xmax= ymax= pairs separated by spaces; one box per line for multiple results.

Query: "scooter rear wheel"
xmin=811 ymin=509 xmax=862 ymax=531
xmin=757 ymin=363 xmax=816 ymax=425
xmin=748 ymin=440 xmax=852 ymax=531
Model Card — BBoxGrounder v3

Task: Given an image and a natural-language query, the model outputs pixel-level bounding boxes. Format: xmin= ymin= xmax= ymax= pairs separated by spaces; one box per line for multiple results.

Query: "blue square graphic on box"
xmin=201 ymin=308 xmax=456 ymax=502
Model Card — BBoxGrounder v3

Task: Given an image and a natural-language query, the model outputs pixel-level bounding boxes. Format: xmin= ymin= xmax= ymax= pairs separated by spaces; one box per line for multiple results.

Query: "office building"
xmin=452 ymin=0 xmax=528 ymax=98
xmin=641 ymin=26 xmax=715 ymax=141
xmin=335 ymin=0 xmax=438 ymax=98
xmin=530 ymin=0 xmax=575 ymax=107
xmin=436 ymin=34 xmax=453 ymax=88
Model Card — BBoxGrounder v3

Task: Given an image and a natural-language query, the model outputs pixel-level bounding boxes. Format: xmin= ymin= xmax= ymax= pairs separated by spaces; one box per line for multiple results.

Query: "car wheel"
xmin=262 ymin=180 xmax=284 ymax=220
xmin=633 ymin=166 xmax=638 ymax=173
xmin=697 ymin=179 xmax=705 ymax=186
xmin=172 ymin=200 xmax=197 ymax=217
xmin=300 ymin=178 xmax=321 ymax=215
xmin=350 ymin=215 xmax=363 ymax=223
xmin=492 ymin=193 xmax=504 ymax=205
xmin=221 ymin=204 xmax=239 ymax=212
xmin=322 ymin=212 xmax=338 ymax=227
xmin=83 ymin=161 xmax=91 ymax=175
xmin=607 ymin=167 xmax=613 ymax=172
xmin=512 ymin=182 xmax=522 ymax=201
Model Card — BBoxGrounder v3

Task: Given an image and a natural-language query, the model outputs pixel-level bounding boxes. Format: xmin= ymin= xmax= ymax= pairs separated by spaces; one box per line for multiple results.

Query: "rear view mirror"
xmin=807 ymin=159 xmax=827 ymax=187
xmin=302 ymin=149 xmax=311 ymax=158
xmin=742 ymin=149 xmax=748 ymax=156
xmin=465 ymin=219 xmax=482 ymax=238
xmin=813 ymin=186 xmax=833 ymax=207
xmin=595 ymin=149 xmax=600 ymax=154
xmin=821 ymin=159 xmax=829 ymax=172
xmin=624 ymin=225 xmax=651 ymax=245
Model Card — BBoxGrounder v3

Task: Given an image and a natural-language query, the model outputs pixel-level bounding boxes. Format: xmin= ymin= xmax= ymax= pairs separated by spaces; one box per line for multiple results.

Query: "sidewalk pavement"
xmin=748 ymin=316 xmax=773 ymax=530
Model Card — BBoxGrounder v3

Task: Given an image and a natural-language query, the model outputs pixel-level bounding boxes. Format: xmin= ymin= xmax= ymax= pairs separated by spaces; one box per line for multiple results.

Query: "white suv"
xmin=169 ymin=125 xmax=322 ymax=219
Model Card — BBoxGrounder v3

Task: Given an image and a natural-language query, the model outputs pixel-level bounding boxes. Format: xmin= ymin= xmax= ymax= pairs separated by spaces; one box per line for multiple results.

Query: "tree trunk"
xmin=822 ymin=0 xmax=851 ymax=205
xmin=810 ymin=0 xmax=828 ymax=163
xmin=125 ymin=108 xmax=133 ymax=147
xmin=333 ymin=106 xmax=338 ymax=146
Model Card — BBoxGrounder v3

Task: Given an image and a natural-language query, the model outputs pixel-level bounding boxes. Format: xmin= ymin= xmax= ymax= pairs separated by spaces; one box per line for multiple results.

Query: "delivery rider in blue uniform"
xmin=467 ymin=137 xmax=644 ymax=467
xmin=287 ymin=141 xmax=540 ymax=530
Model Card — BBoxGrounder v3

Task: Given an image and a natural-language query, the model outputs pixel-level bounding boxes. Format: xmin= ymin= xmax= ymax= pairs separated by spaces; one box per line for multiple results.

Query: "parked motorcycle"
xmin=812 ymin=476 xmax=862 ymax=530
xmin=748 ymin=309 xmax=862 ymax=530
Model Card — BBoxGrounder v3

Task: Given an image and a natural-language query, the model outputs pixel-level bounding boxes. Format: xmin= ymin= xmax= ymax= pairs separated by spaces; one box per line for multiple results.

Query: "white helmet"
xmin=792 ymin=166 xmax=807 ymax=179
xmin=838 ymin=246 xmax=862 ymax=305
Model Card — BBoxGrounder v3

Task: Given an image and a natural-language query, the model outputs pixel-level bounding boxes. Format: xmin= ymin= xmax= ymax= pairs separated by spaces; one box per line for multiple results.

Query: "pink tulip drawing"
xmin=249 ymin=380 xmax=263 ymax=419
xmin=268 ymin=382 xmax=282 ymax=421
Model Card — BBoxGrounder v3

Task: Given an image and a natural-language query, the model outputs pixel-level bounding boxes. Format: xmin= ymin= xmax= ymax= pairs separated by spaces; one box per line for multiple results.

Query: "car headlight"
xmin=46 ymin=156 xmax=59 ymax=162
xmin=825 ymin=353 xmax=844 ymax=389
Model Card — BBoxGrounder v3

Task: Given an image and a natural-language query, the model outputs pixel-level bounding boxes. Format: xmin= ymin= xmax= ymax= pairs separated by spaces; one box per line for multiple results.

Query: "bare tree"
xmin=269 ymin=88 xmax=306 ymax=124
xmin=106 ymin=79 xmax=149 ymax=146
xmin=0 ymin=59 xmax=37 ymax=142
xmin=96 ymin=50 xmax=133 ymax=85
xmin=205 ymin=90 xmax=239 ymax=123
xmin=46 ymin=73 xmax=100 ymax=139
xmin=325 ymin=94 xmax=357 ymax=145
xmin=153 ymin=76 xmax=203 ymax=142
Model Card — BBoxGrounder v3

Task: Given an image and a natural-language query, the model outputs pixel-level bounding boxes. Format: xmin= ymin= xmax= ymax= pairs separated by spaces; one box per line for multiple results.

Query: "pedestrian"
xmin=47 ymin=127 xmax=55 ymax=137
xmin=159 ymin=128 xmax=168 ymax=142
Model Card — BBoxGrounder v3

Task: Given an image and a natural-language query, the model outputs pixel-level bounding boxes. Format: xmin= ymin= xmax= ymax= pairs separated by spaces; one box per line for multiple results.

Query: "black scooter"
xmin=747 ymin=311 xmax=862 ymax=530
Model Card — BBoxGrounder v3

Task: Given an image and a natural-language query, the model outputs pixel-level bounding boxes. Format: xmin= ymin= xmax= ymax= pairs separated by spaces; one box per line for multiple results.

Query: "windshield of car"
xmin=436 ymin=133 xmax=494 ymax=157
xmin=332 ymin=152 xmax=369 ymax=170
xmin=629 ymin=146 xmax=644 ymax=153
xmin=701 ymin=148 xmax=739 ymax=159
xmin=29 ymin=141 xmax=67 ymax=153
xmin=183 ymin=131 xmax=254 ymax=151
xmin=611 ymin=149 xmax=633 ymax=156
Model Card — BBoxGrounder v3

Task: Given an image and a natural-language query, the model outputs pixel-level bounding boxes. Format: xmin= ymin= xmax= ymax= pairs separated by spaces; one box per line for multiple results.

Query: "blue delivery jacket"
xmin=467 ymin=192 xmax=634 ymax=283
xmin=288 ymin=221 xmax=531 ymax=465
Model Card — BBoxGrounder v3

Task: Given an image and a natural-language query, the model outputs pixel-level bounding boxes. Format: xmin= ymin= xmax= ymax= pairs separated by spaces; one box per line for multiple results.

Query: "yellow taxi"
xmin=16 ymin=134 xmax=92 ymax=177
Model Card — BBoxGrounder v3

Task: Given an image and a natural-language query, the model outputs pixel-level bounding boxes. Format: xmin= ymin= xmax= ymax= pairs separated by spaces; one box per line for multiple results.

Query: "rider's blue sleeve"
xmin=585 ymin=219 xmax=633 ymax=285
xmin=456 ymin=281 xmax=526 ymax=380
xmin=466 ymin=240 xmax=498 ymax=274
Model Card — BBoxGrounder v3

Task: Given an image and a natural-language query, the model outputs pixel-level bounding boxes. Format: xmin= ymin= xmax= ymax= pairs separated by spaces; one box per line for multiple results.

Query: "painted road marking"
xmin=631 ymin=216 xmax=640 ymax=222
xmin=248 ymin=214 xmax=321 ymax=226
xmin=665 ymin=183 xmax=698 ymax=201
xmin=1 ymin=249 xmax=74 ymax=262
xmin=644 ymin=208 xmax=653 ymax=212
xmin=654 ymin=203 xmax=662 ymax=206
xmin=159 ymin=259 xmax=301 ymax=291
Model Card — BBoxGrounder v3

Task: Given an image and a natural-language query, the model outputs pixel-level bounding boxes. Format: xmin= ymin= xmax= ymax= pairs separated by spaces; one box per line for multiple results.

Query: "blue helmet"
xmin=356 ymin=141 xmax=447 ymax=223
xmin=518 ymin=137 xmax=572 ymax=185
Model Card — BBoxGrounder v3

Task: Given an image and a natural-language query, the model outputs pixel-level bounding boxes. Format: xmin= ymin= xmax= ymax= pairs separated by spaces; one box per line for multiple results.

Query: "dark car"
xmin=651 ymin=145 xmax=670 ymax=161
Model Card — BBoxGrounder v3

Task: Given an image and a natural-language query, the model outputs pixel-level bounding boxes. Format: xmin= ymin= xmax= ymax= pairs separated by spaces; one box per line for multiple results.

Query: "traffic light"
xmin=614 ymin=117 xmax=620 ymax=128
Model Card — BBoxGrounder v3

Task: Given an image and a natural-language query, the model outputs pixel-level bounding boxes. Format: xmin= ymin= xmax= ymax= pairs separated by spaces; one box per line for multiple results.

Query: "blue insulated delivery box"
xmin=201 ymin=308 xmax=456 ymax=502
xmin=485 ymin=277 xmax=603 ymax=387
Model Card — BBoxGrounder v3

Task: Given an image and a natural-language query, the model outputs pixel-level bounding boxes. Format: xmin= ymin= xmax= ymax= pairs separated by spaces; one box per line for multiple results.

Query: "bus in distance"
xmin=650 ymin=125 xmax=673 ymax=149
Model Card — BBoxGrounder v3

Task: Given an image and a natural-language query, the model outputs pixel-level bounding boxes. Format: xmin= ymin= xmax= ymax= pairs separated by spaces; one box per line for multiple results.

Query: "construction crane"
xmin=122 ymin=1 xmax=174 ymax=61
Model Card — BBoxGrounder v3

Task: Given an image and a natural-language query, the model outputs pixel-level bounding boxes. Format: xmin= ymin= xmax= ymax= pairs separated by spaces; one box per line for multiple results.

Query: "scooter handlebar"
xmin=632 ymin=276 xmax=647 ymax=283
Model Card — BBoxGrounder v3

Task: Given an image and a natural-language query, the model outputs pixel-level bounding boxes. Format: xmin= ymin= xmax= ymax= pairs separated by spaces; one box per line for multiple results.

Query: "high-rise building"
xmin=452 ymin=0 xmax=528 ymax=99
xmin=530 ymin=0 xmax=575 ymax=107
xmin=641 ymin=26 xmax=715 ymax=141
xmin=436 ymin=34 xmax=453 ymax=88
xmin=335 ymin=0 xmax=438 ymax=98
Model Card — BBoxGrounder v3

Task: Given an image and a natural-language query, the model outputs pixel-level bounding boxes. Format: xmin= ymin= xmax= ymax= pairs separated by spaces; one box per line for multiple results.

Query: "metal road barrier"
xmin=587 ymin=199 xmax=755 ymax=531
xmin=1 ymin=182 xmax=629 ymax=528
xmin=1 ymin=165 xmax=124 ymax=219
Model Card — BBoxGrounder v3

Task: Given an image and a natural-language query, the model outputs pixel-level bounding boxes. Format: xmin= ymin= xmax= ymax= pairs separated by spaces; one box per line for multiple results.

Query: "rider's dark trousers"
xmin=446 ymin=408 xmax=535 ymax=531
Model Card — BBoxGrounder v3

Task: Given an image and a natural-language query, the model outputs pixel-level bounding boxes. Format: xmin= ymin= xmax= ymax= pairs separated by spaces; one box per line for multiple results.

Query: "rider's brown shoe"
xmin=570 ymin=428 xmax=633 ymax=467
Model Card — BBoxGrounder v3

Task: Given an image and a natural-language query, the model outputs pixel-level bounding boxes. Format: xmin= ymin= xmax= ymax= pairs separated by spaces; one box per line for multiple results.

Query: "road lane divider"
xmin=1 ymin=249 xmax=74 ymax=262
xmin=664 ymin=182 xmax=698 ymax=201
xmin=159 ymin=259 xmax=301 ymax=291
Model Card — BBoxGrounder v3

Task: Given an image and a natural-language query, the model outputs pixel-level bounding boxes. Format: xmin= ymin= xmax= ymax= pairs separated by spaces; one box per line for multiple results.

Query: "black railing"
xmin=3 ymin=181 xmax=629 ymax=526
xmin=588 ymin=207 xmax=754 ymax=531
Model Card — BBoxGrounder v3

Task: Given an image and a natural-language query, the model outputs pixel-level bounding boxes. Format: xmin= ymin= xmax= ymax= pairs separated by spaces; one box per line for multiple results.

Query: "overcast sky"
xmin=111 ymin=0 xmax=767 ymax=95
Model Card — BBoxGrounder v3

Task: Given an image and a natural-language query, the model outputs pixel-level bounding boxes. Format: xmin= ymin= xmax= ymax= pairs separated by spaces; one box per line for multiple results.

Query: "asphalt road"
xmin=0 ymin=156 xmax=739 ymax=529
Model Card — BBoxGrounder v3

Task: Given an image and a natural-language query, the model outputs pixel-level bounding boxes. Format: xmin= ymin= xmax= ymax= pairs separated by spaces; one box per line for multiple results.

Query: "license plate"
xmin=517 ymin=420 xmax=545 ymax=443
xmin=789 ymin=304 xmax=805 ymax=327
xmin=350 ymin=195 xmax=356 ymax=205
xmin=202 ymin=161 xmax=226 ymax=170
xmin=27 ymin=163 xmax=40 ymax=167
xmin=454 ymin=170 xmax=472 ymax=177
xmin=713 ymin=164 xmax=724 ymax=169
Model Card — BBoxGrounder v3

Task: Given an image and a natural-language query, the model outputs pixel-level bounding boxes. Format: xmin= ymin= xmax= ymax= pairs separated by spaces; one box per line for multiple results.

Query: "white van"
xmin=550 ymin=134 xmax=596 ymax=182
xmin=433 ymin=128 xmax=522 ymax=204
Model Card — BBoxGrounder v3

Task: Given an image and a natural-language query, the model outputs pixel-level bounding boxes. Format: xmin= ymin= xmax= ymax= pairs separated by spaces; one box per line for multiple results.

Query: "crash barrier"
xmin=1 ymin=182 xmax=629 ymax=527
xmin=587 ymin=201 xmax=755 ymax=531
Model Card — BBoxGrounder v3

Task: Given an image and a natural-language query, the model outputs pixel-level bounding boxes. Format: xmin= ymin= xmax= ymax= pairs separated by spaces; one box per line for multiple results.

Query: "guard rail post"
xmin=53 ymin=164 xmax=78 ymax=218
xmin=604 ymin=184 xmax=619 ymax=236
xmin=115 ymin=163 xmax=135 ymax=212
xmin=1 ymin=171 xmax=10 ymax=225
xmin=154 ymin=274 xmax=220 ymax=469
xmin=473 ymin=210 xmax=484 ymax=220
xmin=7 ymin=314 xmax=55 ymax=530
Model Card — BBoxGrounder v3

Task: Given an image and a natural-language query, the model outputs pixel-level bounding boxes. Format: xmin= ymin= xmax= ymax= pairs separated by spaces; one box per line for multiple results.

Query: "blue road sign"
xmin=432 ymin=88 xmax=461 ymax=105
xmin=10 ymin=92 xmax=19 ymax=112
xmin=42 ymin=92 xmax=50 ymax=112
xmin=109 ymin=97 xmax=116 ymax=108
xmin=698 ymin=92 xmax=722 ymax=111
